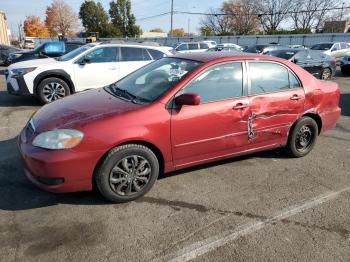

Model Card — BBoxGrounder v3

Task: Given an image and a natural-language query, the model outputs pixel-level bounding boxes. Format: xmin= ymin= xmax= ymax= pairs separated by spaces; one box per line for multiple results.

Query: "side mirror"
xmin=79 ymin=58 xmax=91 ymax=65
xmin=175 ymin=93 xmax=200 ymax=106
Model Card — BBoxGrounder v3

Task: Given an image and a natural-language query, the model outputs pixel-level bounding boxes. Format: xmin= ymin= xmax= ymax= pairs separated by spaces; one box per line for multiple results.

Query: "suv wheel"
xmin=37 ymin=77 xmax=70 ymax=104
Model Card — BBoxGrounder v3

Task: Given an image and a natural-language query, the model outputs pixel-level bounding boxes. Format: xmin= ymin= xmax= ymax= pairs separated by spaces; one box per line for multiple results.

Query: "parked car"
xmin=216 ymin=43 xmax=243 ymax=50
xmin=0 ymin=44 xmax=22 ymax=65
xmin=340 ymin=54 xmax=350 ymax=75
xmin=207 ymin=46 xmax=242 ymax=52
xmin=5 ymin=41 xmax=84 ymax=65
xmin=201 ymin=40 xmax=217 ymax=47
xmin=18 ymin=52 xmax=341 ymax=202
xmin=310 ymin=42 xmax=350 ymax=59
xmin=23 ymin=39 xmax=35 ymax=49
xmin=174 ymin=42 xmax=211 ymax=53
xmin=266 ymin=49 xmax=336 ymax=80
xmin=243 ymin=44 xmax=276 ymax=54
xmin=6 ymin=43 xmax=173 ymax=103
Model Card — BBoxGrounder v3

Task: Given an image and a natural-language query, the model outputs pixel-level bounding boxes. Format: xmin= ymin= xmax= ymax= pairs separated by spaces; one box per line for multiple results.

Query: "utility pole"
xmin=188 ymin=18 xmax=190 ymax=35
xmin=170 ymin=0 xmax=174 ymax=37
xmin=340 ymin=2 xmax=345 ymax=21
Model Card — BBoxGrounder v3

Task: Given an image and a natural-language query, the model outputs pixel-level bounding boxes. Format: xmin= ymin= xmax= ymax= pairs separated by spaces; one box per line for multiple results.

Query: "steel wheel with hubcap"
xmin=37 ymin=77 xmax=70 ymax=104
xmin=286 ymin=116 xmax=318 ymax=157
xmin=96 ymin=144 xmax=159 ymax=202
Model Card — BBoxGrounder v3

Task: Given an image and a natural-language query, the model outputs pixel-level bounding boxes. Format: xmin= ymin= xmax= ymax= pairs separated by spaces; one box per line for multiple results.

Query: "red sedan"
xmin=18 ymin=53 xmax=341 ymax=202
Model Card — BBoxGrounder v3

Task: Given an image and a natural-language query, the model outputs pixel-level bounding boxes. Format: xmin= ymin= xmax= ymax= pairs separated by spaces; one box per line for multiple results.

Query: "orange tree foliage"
xmin=23 ymin=16 xmax=49 ymax=37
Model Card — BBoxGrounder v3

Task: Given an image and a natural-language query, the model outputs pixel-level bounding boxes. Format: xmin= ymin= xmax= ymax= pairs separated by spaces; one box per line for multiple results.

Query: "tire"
xmin=95 ymin=144 xmax=159 ymax=203
xmin=37 ymin=77 xmax=70 ymax=104
xmin=286 ymin=117 xmax=318 ymax=158
xmin=321 ymin=68 xmax=332 ymax=80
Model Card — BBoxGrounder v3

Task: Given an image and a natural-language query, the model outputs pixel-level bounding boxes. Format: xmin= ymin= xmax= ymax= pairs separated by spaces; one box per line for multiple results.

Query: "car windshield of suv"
xmin=58 ymin=44 xmax=95 ymax=61
xmin=106 ymin=57 xmax=201 ymax=103
xmin=311 ymin=43 xmax=333 ymax=50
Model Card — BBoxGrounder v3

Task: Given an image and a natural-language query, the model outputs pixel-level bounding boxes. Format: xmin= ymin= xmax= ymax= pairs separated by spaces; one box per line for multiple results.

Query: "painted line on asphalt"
xmin=155 ymin=186 xmax=350 ymax=262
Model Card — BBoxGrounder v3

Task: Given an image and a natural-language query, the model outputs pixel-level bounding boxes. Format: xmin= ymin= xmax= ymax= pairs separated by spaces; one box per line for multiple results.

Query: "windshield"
xmin=268 ymin=50 xmax=297 ymax=60
xmin=311 ymin=43 xmax=333 ymax=50
xmin=58 ymin=44 xmax=95 ymax=61
xmin=106 ymin=57 xmax=202 ymax=103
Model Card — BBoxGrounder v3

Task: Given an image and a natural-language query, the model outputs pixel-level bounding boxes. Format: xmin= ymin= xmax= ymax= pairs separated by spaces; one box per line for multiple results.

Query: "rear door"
xmin=171 ymin=61 xmax=250 ymax=167
xmin=246 ymin=61 xmax=305 ymax=147
xmin=73 ymin=46 xmax=119 ymax=90
xmin=118 ymin=46 xmax=153 ymax=79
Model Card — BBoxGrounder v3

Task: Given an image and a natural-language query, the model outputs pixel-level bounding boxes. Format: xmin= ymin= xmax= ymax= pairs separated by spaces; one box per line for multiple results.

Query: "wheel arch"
xmin=34 ymin=70 xmax=75 ymax=95
xmin=92 ymin=140 xmax=165 ymax=190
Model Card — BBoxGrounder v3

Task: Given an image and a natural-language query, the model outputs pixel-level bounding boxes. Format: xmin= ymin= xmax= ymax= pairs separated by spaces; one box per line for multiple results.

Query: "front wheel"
xmin=321 ymin=68 xmax=332 ymax=80
xmin=37 ymin=77 xmax=70 ymax=104
xmin=95 ymin=144 xmax=159 ymax=203
xmin=286 ymin=117 xmax=318 ymax=158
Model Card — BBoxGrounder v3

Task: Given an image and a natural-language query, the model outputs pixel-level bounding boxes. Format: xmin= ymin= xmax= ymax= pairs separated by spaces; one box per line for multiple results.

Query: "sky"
xmin=1 ymin=0 xmax=224 ymax=35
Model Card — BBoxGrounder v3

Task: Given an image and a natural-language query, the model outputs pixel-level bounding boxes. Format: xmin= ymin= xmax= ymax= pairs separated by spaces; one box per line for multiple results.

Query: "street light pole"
xmin=170 ymin=0 xmax=174 ymax=37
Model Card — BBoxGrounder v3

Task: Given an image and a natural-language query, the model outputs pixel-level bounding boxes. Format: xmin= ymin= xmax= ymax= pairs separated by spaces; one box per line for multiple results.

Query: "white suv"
xmin=6 ymin=43 xmax=173 ymax=103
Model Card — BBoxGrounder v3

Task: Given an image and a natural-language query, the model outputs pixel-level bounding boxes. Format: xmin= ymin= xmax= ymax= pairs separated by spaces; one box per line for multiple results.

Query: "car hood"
xmin=8 ymin=58 xmax=58 ymax=69
xmin=32 ymin=88 xmax=142 ymax=132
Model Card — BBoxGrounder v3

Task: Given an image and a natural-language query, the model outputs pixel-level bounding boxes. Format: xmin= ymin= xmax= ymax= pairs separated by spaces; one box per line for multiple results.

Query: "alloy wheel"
xmin=321 ymin=68 xmax=331 ymax=80
xmin=43 ymin=82 xmax=66 ymax=102
xmin=109 ymin=155 xmax=152 ymax=196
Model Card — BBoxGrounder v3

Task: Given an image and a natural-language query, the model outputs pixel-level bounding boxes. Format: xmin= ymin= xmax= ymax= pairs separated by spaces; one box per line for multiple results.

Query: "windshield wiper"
xmin=108 ymin=84 xmax=146 ymax=104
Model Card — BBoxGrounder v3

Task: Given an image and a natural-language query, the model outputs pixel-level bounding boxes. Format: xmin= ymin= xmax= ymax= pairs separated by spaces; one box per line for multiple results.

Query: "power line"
xmin=137 ymin=11 xmax=171 ymax=21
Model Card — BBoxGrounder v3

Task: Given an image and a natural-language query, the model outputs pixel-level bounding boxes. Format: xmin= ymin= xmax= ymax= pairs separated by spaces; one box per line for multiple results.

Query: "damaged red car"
xmin=18 ymin=53 xmax=341 ymax=202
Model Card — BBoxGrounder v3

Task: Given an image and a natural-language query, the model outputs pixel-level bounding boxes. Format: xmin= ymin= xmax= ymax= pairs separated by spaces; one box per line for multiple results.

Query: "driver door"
xmin=171 ymin=62 xmax=250 ymax=168
xmin=73 ymin=47 xmax=119 ymax=91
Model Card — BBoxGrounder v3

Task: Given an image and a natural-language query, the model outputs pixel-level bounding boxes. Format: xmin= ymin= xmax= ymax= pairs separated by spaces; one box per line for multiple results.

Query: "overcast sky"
xmin=1 ymin=0 xmax=223 ymax=35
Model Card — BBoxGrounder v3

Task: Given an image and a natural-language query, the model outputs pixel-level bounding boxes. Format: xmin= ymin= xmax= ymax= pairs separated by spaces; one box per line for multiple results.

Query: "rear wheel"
xmin=286 ymin=117 xmax=318 ymax=158
xmin=37 ymin=77 xmax=70 ymax=104
xmin=321 ymin=68 xmax=332 ymax=80
xmin=95 ymin=144 xmax=159 ymax=203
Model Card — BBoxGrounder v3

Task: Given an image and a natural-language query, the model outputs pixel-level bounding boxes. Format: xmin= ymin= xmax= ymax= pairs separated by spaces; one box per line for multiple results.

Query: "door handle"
xmin=233 ymin=103 xmax=248 ymax=110
xmin=290 ymin=94 xmax=302 ymax=100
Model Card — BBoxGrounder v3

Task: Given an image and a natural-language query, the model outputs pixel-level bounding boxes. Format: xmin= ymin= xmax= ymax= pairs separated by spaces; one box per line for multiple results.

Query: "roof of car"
xmin=172 ymin=52 xmax=270 ymax=62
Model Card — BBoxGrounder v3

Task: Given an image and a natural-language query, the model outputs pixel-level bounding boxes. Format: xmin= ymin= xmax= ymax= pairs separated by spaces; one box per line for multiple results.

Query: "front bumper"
xmin=6 ymin=74 xmax=31 ymax=96
xmin=18 ymin=128 xmax=104 ymax=193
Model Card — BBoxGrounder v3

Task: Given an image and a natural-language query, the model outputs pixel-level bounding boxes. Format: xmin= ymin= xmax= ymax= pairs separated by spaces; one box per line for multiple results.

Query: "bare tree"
xmin=290 ymin=0 xmax=340 ymax=31
xmin=199 ymin=8 xmax=231 ymax=35
xmin=259 ymin=0 xmax=293 ymax=31
xmin=45 ymin=0 xmax=78 ymax=37
xmin=223 ymin=0 xmax=261 ymax=35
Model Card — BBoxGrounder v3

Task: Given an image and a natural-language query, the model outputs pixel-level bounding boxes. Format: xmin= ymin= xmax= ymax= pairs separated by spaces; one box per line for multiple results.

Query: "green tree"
xmin=79 ymin=0 xmax=120 ymax=37
xmin=109 ymin=0 xmax=142 ymax=37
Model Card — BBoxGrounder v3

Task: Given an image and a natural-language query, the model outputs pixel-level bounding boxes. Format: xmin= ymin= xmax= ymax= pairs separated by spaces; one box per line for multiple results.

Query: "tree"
xmin=79 ymin=0 xmax=120 ymax=37
xmin=259 ymin=0 xmax=292 ymax=31
xmin=45 ymin=0 xmax=78 ymax=37
xmin=223 ymin=0 xmax=261 ymax=35
xmin=23 ymin=16 xmax=49 ymax=37
xmin=169 ymin=28 xmax=185 ymax=37
xmin=150 ymin=28 xmax=163 ymax=33
xmin=199 ymin=8 xmax=231 ymax=35
xmin=290 ymin=0 xmax=340 ymax=31
xmin=109 ymin=0 xmax=142 ymax=37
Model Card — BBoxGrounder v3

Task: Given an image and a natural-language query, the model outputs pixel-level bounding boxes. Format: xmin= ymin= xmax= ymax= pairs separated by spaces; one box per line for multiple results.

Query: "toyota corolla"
xmin=18 ymin=53 xmax=341 ymax=202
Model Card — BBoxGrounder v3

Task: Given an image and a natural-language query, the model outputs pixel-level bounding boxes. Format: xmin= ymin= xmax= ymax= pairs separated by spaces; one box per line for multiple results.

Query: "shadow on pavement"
xmin=0 ymin=136 xmax=287 ymax=211
xmin=0 ymin=91 xmax=41 ymax=107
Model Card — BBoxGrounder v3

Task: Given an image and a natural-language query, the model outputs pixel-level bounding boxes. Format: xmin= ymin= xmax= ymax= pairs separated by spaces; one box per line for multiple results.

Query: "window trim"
xmin=246 ymin=60 xmax=302 ymax=97
xmin=174 ymin=61 xmax=247 ymax=105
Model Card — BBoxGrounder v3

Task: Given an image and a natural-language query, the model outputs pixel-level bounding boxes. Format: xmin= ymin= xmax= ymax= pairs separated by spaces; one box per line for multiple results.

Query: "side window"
xmin=177 ymin=44 xmax=188 ymax=51
xmin=332 ymin=43 xmax=340 ymax=51
xmin=249 ymin=62 xmax=290 ymax=95
xmin=182 ymin=62 xmax=243 ymax=103
xmin=147 ymin=49 xmax=165 ymax=60
xmin=188 ymin=43 xmax=199 ymax=50
xmin=340 ymin=43 xmax=348 ymax=49
xmin=200 ymin=43 xmax=209 ymax=49
xmin=120 ymin=47 xmax=151 ymax=61
xmin=84 ymin=47 xmax=117 ymax=63
xmin=289 ymin=71 xmax=301 ymax=88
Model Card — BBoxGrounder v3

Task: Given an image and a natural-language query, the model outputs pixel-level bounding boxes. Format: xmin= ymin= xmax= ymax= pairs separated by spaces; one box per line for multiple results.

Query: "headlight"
xmin=11 ymin=67 xmax=36 ymax=77
xmin=32 ymin=129 xmax=84 ymax=150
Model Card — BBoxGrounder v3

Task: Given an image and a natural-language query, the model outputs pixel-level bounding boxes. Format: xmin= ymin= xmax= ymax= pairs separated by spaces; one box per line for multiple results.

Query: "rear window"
xmin=200 ymin=43 xmax=209 ymax=49
xmin=120 ymin=47 xmax=152 ymax=61
xmin=311 ymin=43 xmax=333 ymax=50
xmin=188 ymin=43 xmax=199 ymax=50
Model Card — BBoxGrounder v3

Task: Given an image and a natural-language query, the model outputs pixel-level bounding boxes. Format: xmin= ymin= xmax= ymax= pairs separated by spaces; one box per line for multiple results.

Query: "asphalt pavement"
xmin=0 ymin=66 xmax=349 ymax=262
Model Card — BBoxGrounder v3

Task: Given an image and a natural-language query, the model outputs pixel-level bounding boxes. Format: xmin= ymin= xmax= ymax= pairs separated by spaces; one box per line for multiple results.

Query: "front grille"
xmin=25 ymin=120 xmax=35 ymax=140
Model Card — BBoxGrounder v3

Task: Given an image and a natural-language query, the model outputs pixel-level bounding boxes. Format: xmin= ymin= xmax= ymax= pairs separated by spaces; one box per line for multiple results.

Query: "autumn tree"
xmin=23 ymin=16 xmax=49 ymax=37
xmin=79 ymin=0 xmax=120 ymax=37
xmin=169 ymin=28 xmax=185 ymax=37
xmin=259 ymin=0 xmax=292 ymax=32
xmin=45 ymin=0 xmax=78 ymax=37
xmin=199 ymin=8 xmax=231 ymax=35
xmin=109 ymin=0 xmax=142 ymax=37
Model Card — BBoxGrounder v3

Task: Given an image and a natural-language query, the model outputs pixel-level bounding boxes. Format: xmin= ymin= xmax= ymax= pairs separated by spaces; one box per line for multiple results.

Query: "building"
xmin=323 ymin=21 xmax=350 ymax=33
xmin=0 ymin=11 xmax=10 ymax=45
xmin=140 ymin=31 xmax=168 ymax=38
